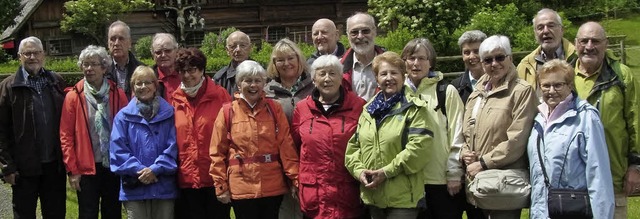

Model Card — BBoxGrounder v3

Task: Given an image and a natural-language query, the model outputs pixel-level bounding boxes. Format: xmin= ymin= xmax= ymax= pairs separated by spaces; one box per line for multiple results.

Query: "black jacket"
xmin=306 ymin=42 xmax=346 ymax=67
xmin=107 ymin=51 xmax=143 ymax=99
xmin=450 ymin=70 xmax=474 ymax=105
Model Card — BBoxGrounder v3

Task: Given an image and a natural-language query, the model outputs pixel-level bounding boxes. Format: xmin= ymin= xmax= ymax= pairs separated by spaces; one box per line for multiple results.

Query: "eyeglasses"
xmin=576 ymin=37 xmax=605 ymax=46
xmin=349 ymin=28 xmax=372 ymax=37
xmin=81 ymin=62 xmax=102 ymax=68
xmin=482 ymin=55 xmax=508 ymax=64
xmin=20 ymin=50 xmax=43 ymax=58
xmin=540 ymin=82 xmax=567 ymax=91
xmin=134 ymin=80 xmax=154 ymax=88
xmin=179 ymin=67 xmax=199 ymax=74
xmin=153 ymin=48 xmax=174 ymax=56
xmin=405 ymin=56 xmax=428 ymax=64
xmin=226 ymin=43 xmax=249 ymax=50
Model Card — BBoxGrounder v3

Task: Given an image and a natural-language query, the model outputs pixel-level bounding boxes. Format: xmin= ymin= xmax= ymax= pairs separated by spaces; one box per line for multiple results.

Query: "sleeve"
xmin=583 ymin=110 xmax=615 ymax=219
xmin=209 ymin=105 xmax=231 ymax=196
xmin=481 ymin=85 xmax=538 ymax=169
xmin=150 ymin=115 xmax=178 ymax=176
xmin=344 ymin=115 xmax=366 ymax=180
xmin=291 ymin=105 xmax=302 ymax=148
xmin=445 ymin=85 xmax=465 ymax=181
xmin=275 ymin=103 xmax=299 ymax=187
xmin=59 ymin=91 xmax=79 ymax=174
xmin=621 ymin=65 xmax=640 ymax=165
xmin=0 ymin=80 xmax=15 ymax=174
xmin=382 ymin=104 xmax=436 ymax=178
xmin=109 ymin=113 xmax=146 ymax=176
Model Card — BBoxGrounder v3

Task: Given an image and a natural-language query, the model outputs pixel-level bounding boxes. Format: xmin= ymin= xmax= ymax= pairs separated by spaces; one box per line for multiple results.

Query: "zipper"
xmin=309 ymin=117 xmax=314 ymax=134
xmin=341 ymin=116 xmax=345 ymax=133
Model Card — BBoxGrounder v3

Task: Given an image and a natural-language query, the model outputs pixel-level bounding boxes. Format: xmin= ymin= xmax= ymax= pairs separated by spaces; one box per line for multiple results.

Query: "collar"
xmin=113 ymin=56 xmax=130 ymax=70
xmin=21 ymin=67 xmax=45 ymax=81
xmin=352 ymin=52 xmax=373 ymax=70
xmin=540 ymin=45 xmax=565 ymax=61
xmin=312 ymin=88 xmax=345 ymax=114
xmin=575 ymin=61 xmax=603 ymax=78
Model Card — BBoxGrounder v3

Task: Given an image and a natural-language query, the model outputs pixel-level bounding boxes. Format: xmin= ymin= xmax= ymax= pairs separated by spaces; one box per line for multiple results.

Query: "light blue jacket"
xmin=110 ymin=97 xmax=178 ymax=201
xmin=527 ymin=95 xmax=614 ymax=219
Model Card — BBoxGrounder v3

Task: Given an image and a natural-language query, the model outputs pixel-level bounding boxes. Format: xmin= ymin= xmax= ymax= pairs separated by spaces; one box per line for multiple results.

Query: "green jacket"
xmin=345 ymin=87 xmax=437 ymax=208
xmin=517 ymin=38 xmax=577 ymax=90
xmin=573 ymin=51 xmax=640 ymax=193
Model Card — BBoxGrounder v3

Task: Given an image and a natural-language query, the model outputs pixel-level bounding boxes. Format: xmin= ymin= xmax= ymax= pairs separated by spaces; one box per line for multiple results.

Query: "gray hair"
xmin=109 ymin=20 xmax=131 ymax=38
xmin=226 ymin=31 xmax=251 ymax=45
xmin=533 ymin=8 xmax=563 ymax=27
xmin=236 ymin=60 xmax=267 ymax=84
xmin=346 ymin=12 xmax=376 ymax=31
xmin=479 ymin=35 xmax=512 ymax=59
xmin=311 ymin=55 xmax=343 ymax=76
xmin=151 ymin=33 xmax=179 ymax=50
xmin=18 ymin=36 xmax=44 ymax=54
xmin=458 ymin=30 xmax=488 ymax=48
xmin=78 ymin=45 xmax=112 ymax=69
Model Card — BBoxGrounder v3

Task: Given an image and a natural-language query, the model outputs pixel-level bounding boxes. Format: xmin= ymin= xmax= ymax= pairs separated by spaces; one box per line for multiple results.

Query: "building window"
xmin=289 ymin=26 xmax=312 ymax=44
xmin=184 ymin=31 xmax=205 ymax=47
xmin=46 ymin=38 xmax=73 ymax=56
xmin=266 ymin=26 xmax=286 ymax=43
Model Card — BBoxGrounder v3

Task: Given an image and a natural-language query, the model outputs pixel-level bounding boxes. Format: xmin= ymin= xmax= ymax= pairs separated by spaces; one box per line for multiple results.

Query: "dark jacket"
xmin=0 ymin=67 xmax=66 ymax=176
xmin=340 ymin=46 xmax=385 ymax=93
xmin=450 ymin=70 xmax=474 ymax=105
xmin=306 ymin=42 xmax=346 ymax=67
xmin=107 ymin=51 xmax=143 ymax=99
xmin=214 ymin=60 xmax=249 ymax=96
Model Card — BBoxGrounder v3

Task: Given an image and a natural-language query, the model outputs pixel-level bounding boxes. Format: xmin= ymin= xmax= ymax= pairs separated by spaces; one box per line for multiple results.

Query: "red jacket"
xmin=292 ymin=89 xmax=366 ymax=219
xmin=172 ymin=77 xmax=231 ymax=189
xmin=60 ymin=79 xmax=128 ymax=175
xmin=340 ymin=46 xmax=386 ymax=93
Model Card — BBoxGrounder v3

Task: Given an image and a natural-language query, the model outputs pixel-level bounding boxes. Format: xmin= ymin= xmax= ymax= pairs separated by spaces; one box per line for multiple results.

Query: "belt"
xmin=228 ymin=154 xmax=280 ymax=166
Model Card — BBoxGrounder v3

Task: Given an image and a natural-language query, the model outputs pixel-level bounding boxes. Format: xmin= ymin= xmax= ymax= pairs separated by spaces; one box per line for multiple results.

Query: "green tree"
xmin=60 ymin=0 xmax=153 ymax=45
xmin=0 ymin=0 xmax=20 ymax=31
xmin=134 ymin=35 xmax=153 ymax=59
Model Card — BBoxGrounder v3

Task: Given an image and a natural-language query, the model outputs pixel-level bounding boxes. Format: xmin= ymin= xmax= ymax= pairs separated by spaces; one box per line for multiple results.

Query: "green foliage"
xmin=375 ymin=27 xmax=419 ymax=54
xmin=0 ymin=0 xmax=20 ymax=30
xmin=251 ymin=40 xmax=274 ymax=67
xmin=134 ymin=35 xmax=153 ymax=59
xmin=200 ymin=27 xmax=237 ymax=61
xmin=60 ymin=0 xmax=154 ymax=45
xmin=0 ymin=49 xmax=12 ymax=64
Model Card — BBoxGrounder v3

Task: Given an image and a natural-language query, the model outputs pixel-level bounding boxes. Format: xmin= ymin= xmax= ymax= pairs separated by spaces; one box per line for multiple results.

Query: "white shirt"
xmin=351 ymin=54 xmax=377 ymax=101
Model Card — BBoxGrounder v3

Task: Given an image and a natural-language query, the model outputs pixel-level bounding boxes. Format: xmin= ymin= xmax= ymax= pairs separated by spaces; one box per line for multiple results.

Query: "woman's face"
xmin=81 ymin=56 xmax=106 ymax=86
xmin=376 ymin=61 xmax=404 ymax=99
xmin=313 ymin=66 xmax=341 ymax=100
xmin=133 ymin=75 xmax=157 ymax=102
xmin=461 ymin=42 xmax=482 ymax=72
xmin=481 ymin=49 xmax=511 ymax=81
xmin=239 ymin=75 xmax=265 ymax=105
xmin=539 ymin=72 xmax=571 ymax=109
xmin=179 ymin=66 xmax=204 ymax=87
xmin=405 ymin=46 xmax=430 ymax=83
xmin=274 ymin=52 xmax=300 ymax=80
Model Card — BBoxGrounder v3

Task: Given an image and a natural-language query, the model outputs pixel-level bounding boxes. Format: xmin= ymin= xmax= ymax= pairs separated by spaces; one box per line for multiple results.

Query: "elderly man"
xmin=214 ymin=31 xmax=252 ymax=96
xmin=151 ymin=33 xmax=180 ymax=102
xmin=307 ymin=18 xmax=346 ymax=66
xmin=0 ymin=36 xmax=67 ymax=218
xmin=571 ymin=22 xmax=639 ymax=219
xmin=341 ymin=12 xmax=385 ymax=101
xmin=107 ymin=20 xmax=143 ymax=99
xmin=517 ymin=8 xmax=576 ymax=99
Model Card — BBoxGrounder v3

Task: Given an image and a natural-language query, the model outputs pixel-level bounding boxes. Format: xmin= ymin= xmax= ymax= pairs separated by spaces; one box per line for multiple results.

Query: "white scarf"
xmin=180 ymin=76 xmax=205 ymax=97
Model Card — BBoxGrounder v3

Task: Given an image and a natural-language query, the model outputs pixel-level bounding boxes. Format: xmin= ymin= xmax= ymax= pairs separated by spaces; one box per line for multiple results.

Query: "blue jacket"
xmin=527 ymin=95 xmax=614 ymax=219
xmin=110 ymin=97 xmax=178 ymax=201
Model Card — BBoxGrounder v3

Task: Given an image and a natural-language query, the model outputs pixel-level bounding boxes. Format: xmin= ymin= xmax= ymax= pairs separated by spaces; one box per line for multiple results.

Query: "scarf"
xmin=137 ymin=96 xmax=160 ymax=121
xmin=180 ymin=76 xmax=205 ymax=98
xmin=366 ymin=88 xmax=405 ymax=126
xmin=84 ymin=79 xmax=111 ymax=167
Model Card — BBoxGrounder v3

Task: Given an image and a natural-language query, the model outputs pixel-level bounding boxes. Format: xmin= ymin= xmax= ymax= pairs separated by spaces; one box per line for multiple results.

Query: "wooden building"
xmin=1 ymin=0 xmax=367 ymax=57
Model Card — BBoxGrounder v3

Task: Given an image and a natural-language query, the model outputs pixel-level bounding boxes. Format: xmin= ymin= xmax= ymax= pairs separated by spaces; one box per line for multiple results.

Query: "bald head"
xmin=312 ymin=18 xmax=340 ymax=55
xmin=226 ymin=31 xmax=252 ymax=64
xmin=575 ymin=22 xmax=608 ymax=71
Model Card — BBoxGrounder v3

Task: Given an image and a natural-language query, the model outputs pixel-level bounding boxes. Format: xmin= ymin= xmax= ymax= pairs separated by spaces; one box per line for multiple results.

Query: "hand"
xmin=137 ymin=168 xmax=158 ymax=185
xmin=623 ymin=166 xmax=640 ymax=196
xmin=462 ymin=151 xmax=478 ymax=165
xmin=217 ymin=190 xmax=231 ymax=204
xmin=466 ymin=162 xmax=483 ymax=178
xmin=447 ymin=180 xmax=462 ymax=196
xmin=68 ymin=174 xmax=82 ymax=191
xmin=3 ymin=173 xmax=16 ymax=185
xmin=290 ymin=186 xmax=298 ymax=200
xmin=360 ymin=169 xmax=387 ymax=189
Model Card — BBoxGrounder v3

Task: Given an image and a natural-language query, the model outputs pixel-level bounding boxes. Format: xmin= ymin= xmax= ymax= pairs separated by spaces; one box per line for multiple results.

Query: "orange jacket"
xmin=172 ymin=78 xmax=231 ymax=189
xmin=209 ymin=95 xmax=299 ymax=200
xmin=60 ymin=79 xmax=128 ymax=175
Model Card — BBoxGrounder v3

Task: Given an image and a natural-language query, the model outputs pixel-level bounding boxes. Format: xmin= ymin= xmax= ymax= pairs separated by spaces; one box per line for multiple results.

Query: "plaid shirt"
xmin=22 ymin=67 xmax=48 ymax=94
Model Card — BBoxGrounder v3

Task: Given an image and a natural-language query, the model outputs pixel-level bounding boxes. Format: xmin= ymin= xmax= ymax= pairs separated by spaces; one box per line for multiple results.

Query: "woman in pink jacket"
xmin=292 ymin=55 xmax=366 ymax=219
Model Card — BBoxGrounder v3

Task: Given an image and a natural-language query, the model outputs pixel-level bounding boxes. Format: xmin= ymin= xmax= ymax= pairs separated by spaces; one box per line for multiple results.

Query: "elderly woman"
xmin=461 ymin=35 xmax=538 ymax=218
xmin=345 ymin=51 xmax=437 ymax=219
xmin=171 ymin=48 xmax=232 ymax=219
xmin=451 ymin=30 xmax=488 ymax=104
xmin=110 ymin=66 xmax=178 ymax=219
xmin=209 ymin=60 xmax=299 ymax=219
xmin=527 ymin=59 xmax=614 ymax=219
xmin=60 ymin=45 xmax=128 ymax=219
xmin=292 ymin=55 xmax=366 ymax=219
xmin=401 ymin=38 xmax=467 ymax=219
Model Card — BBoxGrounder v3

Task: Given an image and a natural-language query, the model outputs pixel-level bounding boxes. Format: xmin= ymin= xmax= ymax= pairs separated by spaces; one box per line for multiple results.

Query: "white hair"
xmin=311 ymin=55 xmax=343 ymax=76
xmin=235 ymin=60 xmax=267 ymax=84
xmin=78 ymin=45 xmax=112 ymax=69
xmin=479 ymin=35 xmax=512 ymax=59
xmin=18 ymin=36 xmax=43 ymax=54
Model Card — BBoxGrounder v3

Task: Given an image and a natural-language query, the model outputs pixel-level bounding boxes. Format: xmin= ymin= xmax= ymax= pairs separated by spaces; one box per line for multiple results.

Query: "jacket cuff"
xmin=479 ymin=157 xmax=489 ymax=170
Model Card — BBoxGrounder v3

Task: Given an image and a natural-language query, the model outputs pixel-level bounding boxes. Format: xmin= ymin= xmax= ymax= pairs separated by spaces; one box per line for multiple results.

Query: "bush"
xmin=375 ymin=27 xmax=420 ymax=54
xmin=0 ymin=49 xmax=12 ymax=63
xmin=134 ymin=35 xmax=153 ymax=59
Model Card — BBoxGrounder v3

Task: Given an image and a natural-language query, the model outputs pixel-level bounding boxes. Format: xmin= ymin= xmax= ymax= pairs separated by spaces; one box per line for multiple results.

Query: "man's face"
xmin=575 ymin=24 xmax=608 ymax=68
xmin=19 ymin=42 xmax=45 ymax=74
xmin=347 ymin=15 xmax=376 ymax=55
xmin=226 ymin=33 xmax=251 ymax=63
xmin=152 ymin=37 xmax=177 ymax=70
xmin=108 ymin=25 xmax=132 ymax=60
xmin=534 ymin=12 xmax=564 ymax=53
xmin=312 ymin=20 xmax=339 ymax=55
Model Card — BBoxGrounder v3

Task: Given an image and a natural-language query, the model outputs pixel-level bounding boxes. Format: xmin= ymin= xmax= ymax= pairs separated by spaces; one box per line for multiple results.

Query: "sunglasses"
xmin=349 ymin=28 xmax=372 ymax=37
xmin=482 ymin=55 xmax=508 ymax=64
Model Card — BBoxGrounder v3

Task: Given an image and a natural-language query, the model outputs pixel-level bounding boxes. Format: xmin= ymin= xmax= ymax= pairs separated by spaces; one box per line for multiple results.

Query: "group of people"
xmin=0 ymin=8 xmax=638 ymax=219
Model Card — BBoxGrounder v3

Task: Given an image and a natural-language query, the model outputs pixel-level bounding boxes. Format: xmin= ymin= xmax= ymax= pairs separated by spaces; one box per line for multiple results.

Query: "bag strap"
xmin=536 ymin=127 xmax=586 ymax=188
xmin=536 ymin=136 xmax=551 ymax=187
xmin=434 ymin=80 xmax=448 ymax=117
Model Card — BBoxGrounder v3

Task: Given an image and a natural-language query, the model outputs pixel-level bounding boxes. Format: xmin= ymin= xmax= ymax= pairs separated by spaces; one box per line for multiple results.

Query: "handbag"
xmin=536 ymin=132 xmax=592 ymax=218
xmin=468 ymin=168 xmax=531 ymax=210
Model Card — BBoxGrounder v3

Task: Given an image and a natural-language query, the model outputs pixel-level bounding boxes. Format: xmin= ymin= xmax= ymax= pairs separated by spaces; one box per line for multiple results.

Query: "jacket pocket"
xmin=299 ymin=174 xmax=319 ymax=211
